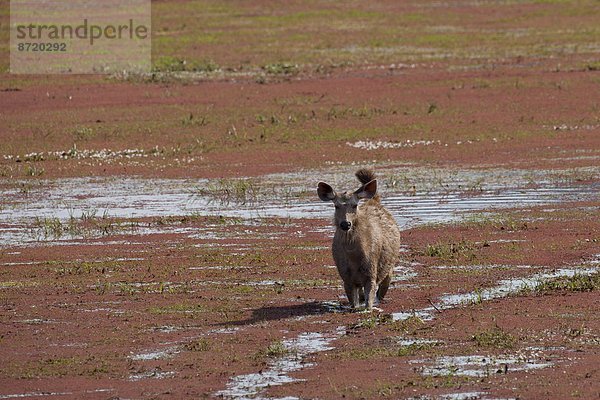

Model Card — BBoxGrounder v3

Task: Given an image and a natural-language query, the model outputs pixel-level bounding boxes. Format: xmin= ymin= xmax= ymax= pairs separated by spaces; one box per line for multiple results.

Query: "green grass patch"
xmin=195 ymin=178 xmax=304 ymax=206
xmin=196 ymin=178 xmax=261 ymax=205
xmin=50 ymin=261 xmax=123 ymax=276
xmin=338 ymin=342 xmax=433 ymax=361
xmin=351 ymin=313 xmax=395 ymax=330
xmin=30 ymin=212 xmax=139 ymax=241
xmin=24 ymin=164 xmax=45 ymax=177
xmin=184 ymin=338 xmax=211 ymax=352
xmin=389 ymin=315 xmax=427 ymax=333
xmin=585 ymin=61 xmax=600 ymax=71
xmin=423 ymin=239 xmax=479 ymax=263
xmin=397 ymin=342 xmax=436 ymax=356
xmin=152 ymin=56 xmax=220 ymax=73
xmin=73 ymin=126 xmax=96 ymax=141
xmin=253 ymin=340 xmax=292 ymax=361
xmin=532 ymin=273 xmax=600 ymax=294
xmin=261 ymin=62 xmax=299 ymax=75
xmin=339 ymin=346 xmax=396 ymax=360
xmin=472 ymin=325 xmax=515 ymax=349
xmin=465 ymin=213 xmax=529 ymax=231
xmin=10 ymin=356 xmax=112 ymax=378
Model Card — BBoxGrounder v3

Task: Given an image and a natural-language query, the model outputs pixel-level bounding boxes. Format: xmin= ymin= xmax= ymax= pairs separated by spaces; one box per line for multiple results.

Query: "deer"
xmin=317 ymin=169 xmax=401 ymax=311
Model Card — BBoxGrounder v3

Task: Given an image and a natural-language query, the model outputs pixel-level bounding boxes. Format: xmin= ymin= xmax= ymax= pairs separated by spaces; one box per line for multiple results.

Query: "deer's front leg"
xmin=364 ymin=279 xmax=378 ymax=311
xmin=344 ymin=281 xmax=359 ymax=308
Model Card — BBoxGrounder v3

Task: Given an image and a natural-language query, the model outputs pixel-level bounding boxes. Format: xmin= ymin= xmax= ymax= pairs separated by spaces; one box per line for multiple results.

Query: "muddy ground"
xmin=1 ymin=197 xmax=599 ymax=399
xmin=1 ymin=0 xmax=599 ymax=399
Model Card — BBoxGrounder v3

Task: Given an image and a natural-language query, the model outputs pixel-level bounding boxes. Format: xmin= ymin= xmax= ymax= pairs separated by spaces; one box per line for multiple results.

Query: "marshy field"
xmin=1 ymin=1 xmax=599 ymax=399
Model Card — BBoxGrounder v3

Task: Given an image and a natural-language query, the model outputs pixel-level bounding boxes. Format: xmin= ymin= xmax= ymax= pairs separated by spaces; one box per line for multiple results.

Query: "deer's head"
xmin=317 ymin=179 xmax=377 ymax=232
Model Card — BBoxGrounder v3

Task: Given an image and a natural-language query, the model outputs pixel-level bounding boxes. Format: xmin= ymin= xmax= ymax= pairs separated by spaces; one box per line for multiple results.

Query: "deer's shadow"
xmin=221 ymin=301 xmax=345 ymax=326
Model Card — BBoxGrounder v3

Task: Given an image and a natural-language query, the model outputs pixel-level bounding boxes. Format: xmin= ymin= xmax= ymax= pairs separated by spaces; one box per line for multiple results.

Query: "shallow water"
xmin=436 ymin=393 xmax=491 ymax=400
xmin=0 ymin=391 xmax=74 ymax=399
xmin=406 ymin=391 xmax=505 ymax=400
xmin=215 ymin=328 xmax=345 ymax=399
xmin=396 ymin=337 xmax=442 ymax=346
xmin=129 ymin=369 xmax=176 ymax=382
xmin=392 ymin=266 xmax=599 ymax=322
xmin=1 ymin=165 xmax=598 ymax=247
xmin=0 ymin=389 xmax=115 ymax=399
xmin=411 ymin=353 xmax=554 ymax=378
xmin=129 ymin=346 xmax=180 ymax=361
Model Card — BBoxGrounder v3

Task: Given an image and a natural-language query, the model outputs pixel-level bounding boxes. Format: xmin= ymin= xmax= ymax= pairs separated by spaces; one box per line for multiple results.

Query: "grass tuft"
xmin=185 ymin=338 xmax=210 ymax=352
xmin=153 ymin=56 xmax=220 ymax=73
xmin=424 ymin=239 xmax=479 ymax=263
xmin=351 ymin=313 xmax=394 ymax=330
xmin=533 ymin=273 xmax=599 ymax=294
xmin=254 ymin=340 xmax=291 ymax=360
xmin=472 ymin=325 xmax=515 ymax=349
xmin=261 ymin=62 xmax=299 ymax=75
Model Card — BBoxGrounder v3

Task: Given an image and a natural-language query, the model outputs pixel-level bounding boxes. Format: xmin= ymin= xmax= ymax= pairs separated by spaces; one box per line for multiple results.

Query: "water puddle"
xmin=395 ymin=337 xmax=442 ymax=347
xmin=0 ymin=261 xmax=45 ymax=267
xmin=1 ymin=165 xmax=598 ymax=247
xmin=392 ymin=266 xmax=598 ymax=322
xmin=150 ymin=325 xmax=183 ymax=333
xmin=347 ymin=139 xmax=444 ymax=150
xmin=215 ymin=328 xmax=345 ymax=399
xmin=0 ymin=389 xmax=114 ymax=399
xmin=189 ymin=266 xmax=253 ymax=271
xmin=129 ymin=368 xmax=176 ymax=382
xmin=438 ymin=393 xmax=490 ymax=400
xmin=410 ymin=352 xmax=554 ymax=377
xmin=407 ymin=392 xmax=506 ymax=400
xmin=129 ymin=346 xmax=180 ymax=361
xmin=430 ymin=264 xmax=533 ymax=271
xmin=81 ymin=307 xmax=125 ymax=315
xmin=207 ymin=327 xmax=241 ymax=335
xmin=19 ymin=318 xmax=58 ymax=325
xmin=0 ymin=392 xmax=73 ymax=399
xmin=393 ymin=264 xmax=418 ymax=281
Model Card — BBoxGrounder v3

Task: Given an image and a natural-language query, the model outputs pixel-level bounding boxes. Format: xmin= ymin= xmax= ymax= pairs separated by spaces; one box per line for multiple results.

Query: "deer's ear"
xmin=317 ymin=182 xmax=336 ymax=202
xmin=355 ymin=179 xmax=377 ymax=199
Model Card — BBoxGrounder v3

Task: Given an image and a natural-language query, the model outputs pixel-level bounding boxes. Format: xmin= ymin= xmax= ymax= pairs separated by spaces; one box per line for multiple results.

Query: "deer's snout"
xmin=340 ymin=221 xmax=352 ymax=231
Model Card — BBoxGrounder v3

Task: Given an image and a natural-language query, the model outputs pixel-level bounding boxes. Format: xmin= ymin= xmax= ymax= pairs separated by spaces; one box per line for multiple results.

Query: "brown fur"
xmin=317 ymin=169 xmax=401 ymax=310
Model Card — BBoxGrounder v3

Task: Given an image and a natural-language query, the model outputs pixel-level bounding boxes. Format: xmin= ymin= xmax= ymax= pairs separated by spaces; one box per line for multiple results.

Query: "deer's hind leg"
xmin=376 ymin=272 xmax=392 ymax=302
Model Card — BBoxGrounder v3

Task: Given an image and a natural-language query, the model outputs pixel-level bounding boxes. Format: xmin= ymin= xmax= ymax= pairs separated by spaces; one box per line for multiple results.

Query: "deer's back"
xmin=361 ymin=199 xmax=401 ymax=241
